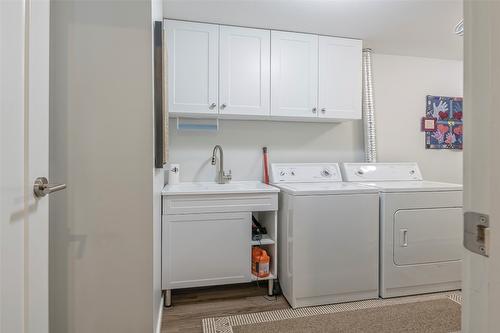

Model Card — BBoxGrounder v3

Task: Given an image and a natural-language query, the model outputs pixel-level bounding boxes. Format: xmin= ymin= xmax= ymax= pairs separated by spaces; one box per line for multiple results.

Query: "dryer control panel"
xmin=342 ymin=163 xmax=423 ymax=182
xmin=270 ymin=163 xmax=342 ymax=183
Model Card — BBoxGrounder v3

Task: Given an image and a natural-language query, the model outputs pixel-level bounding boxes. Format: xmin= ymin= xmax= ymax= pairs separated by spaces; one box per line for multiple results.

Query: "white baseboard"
xmin=156 ymin=295 xmax=164 ymax=333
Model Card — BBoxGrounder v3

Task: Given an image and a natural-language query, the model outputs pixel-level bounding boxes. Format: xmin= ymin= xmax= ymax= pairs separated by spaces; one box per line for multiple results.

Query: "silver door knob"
xmin=321 ymin=108 xmax=326 ymax=113
xmin=209 ymin=103 xmax=216 ymax=109
xmin=33 ymin=177 xmax=66 ymax=198
xmin=312 ymin=107 xmax=317 ymax=113
xmin=220 ymin=104 xmax=227 ymax=109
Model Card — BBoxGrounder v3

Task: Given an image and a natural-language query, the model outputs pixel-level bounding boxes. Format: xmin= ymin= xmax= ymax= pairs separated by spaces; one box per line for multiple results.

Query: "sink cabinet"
xmin=163 ymin=212 xmax=252 ymax=290
xmin=161 ymin=183 xmax=279 ymax=307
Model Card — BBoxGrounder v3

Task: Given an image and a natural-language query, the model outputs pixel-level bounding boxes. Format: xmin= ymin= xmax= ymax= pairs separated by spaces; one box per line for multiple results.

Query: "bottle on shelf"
xmin=252 ymin=246 xmax=270 ymax=278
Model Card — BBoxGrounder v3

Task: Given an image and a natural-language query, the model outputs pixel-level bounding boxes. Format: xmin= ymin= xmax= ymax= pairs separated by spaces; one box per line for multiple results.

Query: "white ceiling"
xmin=164 ymin=0 xmax=463 ymax=60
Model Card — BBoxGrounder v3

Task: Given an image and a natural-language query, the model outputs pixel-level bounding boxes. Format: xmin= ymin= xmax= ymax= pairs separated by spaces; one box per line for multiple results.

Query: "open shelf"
xmin=250 ymin=211 xmax=278 ymax=287
xmin=251 ymin=273 xmax=276 ymax=281
xmin=250 ymin=234 xmax=275 ymax=246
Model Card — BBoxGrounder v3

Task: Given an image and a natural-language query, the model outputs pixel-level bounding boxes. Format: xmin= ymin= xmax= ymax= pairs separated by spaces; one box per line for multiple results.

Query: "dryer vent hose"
xmin=362 ymin=48 xmax=377 ymax=163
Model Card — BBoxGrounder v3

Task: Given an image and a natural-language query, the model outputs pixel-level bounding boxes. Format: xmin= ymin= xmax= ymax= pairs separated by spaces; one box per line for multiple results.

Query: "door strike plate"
xmin=464 ymin=211 xmax=490 ymax=257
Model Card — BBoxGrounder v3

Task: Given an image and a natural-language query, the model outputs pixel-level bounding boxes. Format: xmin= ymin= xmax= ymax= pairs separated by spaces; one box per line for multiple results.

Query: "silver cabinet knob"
xmin=33 ymin=177 xmax=66 ymax=198
xmin=321 ymin=108 xmax=326 ymax=113
xmin=209 ymin=103 xmax=216 ymax=109
xmin=220 ymin=104 xmax=227 ymax=109
xmin=312 ymin=107 xmax=317 ymax=113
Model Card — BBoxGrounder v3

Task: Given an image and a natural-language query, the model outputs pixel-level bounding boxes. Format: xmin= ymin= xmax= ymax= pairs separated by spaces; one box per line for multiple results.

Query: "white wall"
xmin=373 ymin=54 xmax=463 ymax=184
xmin=168 ymin=54 xmax=463 ymax=184
xmin=49 ymin=1 xmax=160 ymax=332
xmin=169 ymin=120 xmax=364 ymax=182
xmin=163 ymin=0 xmax=462 ymax=60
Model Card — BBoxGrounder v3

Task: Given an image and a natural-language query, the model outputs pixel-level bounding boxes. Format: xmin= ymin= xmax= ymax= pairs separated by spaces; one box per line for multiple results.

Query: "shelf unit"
xmin=250 ymin=234 xmax=275 ymax=246
xmin=251 ymin=210 xmax=278 ymax=295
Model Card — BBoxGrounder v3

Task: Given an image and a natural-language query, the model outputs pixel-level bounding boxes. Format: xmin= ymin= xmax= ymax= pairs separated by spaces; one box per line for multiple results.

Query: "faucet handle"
xmin=223 ymin=170 xmax=232 ymax=183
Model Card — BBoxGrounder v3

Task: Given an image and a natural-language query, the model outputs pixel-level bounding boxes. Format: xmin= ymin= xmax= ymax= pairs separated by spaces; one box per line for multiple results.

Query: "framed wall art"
xmin=425 ymin=95 xmax=463 ymax=150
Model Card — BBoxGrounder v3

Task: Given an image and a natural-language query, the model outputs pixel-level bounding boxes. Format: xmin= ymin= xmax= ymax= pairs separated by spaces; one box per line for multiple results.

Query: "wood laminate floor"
xmin=161 ymin=283 xmax=290 ymax=333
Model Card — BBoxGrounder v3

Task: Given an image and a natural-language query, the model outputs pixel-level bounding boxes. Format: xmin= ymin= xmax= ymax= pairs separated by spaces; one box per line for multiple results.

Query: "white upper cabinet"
xmin=164 ymin=20 xmax=363 ymax=122
xmin=271 ymin=31 xmax=318 ymax=118
xmin=219 ymin=26 xmax=271 ymax=116
xmin=318 ymin=36 xmax=362 ymax=119
xmin=165 ymin=20 xmax=219 ymax=114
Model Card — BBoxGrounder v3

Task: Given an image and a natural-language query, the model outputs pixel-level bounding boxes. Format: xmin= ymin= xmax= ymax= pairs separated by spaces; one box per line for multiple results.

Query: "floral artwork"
xmin=425 ymin=95 xmax=463 ymax=149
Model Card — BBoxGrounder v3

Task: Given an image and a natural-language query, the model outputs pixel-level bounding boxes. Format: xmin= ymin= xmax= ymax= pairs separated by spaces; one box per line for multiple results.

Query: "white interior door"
xmin=1 ymin=1 xmax=56 ymax=332
xmin=462 ymin=2 xmax=500 ymax=332
xmin=219 ymin=26 xmax=270 ymax=116
xmin=271 ymin=31 xmax=318 ymax=118
xmin=165 ymin=20 xmax=219 ymax=115
xmin=318 ymin=36 xmax=362 ymax=119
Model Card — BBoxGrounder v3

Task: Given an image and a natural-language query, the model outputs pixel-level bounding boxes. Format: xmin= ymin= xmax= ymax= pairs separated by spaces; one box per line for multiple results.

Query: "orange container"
xmin=252 ymin=246 xmax=270 ymax=278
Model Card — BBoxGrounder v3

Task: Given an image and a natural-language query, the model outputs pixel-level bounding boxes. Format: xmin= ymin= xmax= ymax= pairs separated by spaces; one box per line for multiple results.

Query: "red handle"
xmin=263 ymin=147 xmax=269 ymax=184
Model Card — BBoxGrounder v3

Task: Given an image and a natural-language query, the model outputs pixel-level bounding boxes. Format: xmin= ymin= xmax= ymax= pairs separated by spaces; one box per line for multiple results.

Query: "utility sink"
xmin=162 ymin=181 xmax=279 ymax=215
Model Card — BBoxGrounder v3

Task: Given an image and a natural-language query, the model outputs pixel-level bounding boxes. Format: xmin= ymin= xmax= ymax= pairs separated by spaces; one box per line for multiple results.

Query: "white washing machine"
xmin=342 ymin=162 xmax=463 ymax=298
xmin=271 ymin=163 xmax=380 ymax=308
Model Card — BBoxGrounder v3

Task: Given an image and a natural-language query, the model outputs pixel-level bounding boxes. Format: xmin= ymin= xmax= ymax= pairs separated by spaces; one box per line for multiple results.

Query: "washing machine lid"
xmin=342 ymin=162 xmax=423 ymax=182
xmin=360 ymin=180 xmax=463 ymax=193
xmin=275 ymin=182 xmax=379 ymax=195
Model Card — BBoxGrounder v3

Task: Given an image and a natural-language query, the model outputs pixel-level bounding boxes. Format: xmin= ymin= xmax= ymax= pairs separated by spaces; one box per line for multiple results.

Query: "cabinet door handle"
xmin=321 ymin=108 xmax=326 ymax=113
xmin=312 ymin=107 xmax=317 ymax=113
xmin=220 ymin=104 xmax=227 ymax=109
xmin=209 ymin=103 xmax=216 ymax=109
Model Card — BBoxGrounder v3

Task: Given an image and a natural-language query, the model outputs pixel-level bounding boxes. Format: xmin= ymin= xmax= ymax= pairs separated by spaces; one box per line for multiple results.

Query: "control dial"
xmin=321 ymin=168 xmax=333 ymax=177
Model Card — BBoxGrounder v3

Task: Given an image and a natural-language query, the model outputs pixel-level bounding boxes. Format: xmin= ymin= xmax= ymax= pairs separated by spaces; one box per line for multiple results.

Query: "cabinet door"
xmin=165 ymin=20 xmax=219 ymax=114
xmin=162 ymin=212 xmax=251 ymax=290
xmin=271 ymin=31 xmax=318 ymax=118
xmin=318 ymin=36 xmax=362 ymax=119
xmin=219 ymin=26 xmax=270 ymax=116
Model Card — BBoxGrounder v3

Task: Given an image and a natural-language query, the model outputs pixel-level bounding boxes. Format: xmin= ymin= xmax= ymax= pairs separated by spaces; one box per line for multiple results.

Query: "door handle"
xmin=400 ymin=229 xmax=408 ymax=247
xmin=33 ymin=177 xmax=66 ymax=198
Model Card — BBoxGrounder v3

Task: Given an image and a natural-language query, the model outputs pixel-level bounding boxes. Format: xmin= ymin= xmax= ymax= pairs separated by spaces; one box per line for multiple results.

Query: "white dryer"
xmin=342 ymin=162 xmax=463 ymax=298
xmin=271 ymin=163 xmax=380 ymax=308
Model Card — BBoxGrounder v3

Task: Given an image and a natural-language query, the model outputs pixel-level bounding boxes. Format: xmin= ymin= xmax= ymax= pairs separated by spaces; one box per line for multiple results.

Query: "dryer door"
xmin=394 ymin=208 xmax=462 ymax=265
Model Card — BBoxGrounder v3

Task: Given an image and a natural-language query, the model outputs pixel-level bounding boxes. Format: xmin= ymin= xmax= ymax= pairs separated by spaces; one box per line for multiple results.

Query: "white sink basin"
xmin=162 ymin=181 xmax=279 ymax=196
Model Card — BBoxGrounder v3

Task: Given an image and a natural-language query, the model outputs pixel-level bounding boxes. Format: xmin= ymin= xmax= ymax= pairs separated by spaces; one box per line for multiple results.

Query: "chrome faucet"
xmin=211 ymin=145 xmax=232 ymax=184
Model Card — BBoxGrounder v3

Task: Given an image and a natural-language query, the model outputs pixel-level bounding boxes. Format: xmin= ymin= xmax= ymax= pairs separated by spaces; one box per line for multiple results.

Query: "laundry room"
xmin=30 ymin=0 xmax=480 ymax=332
xmin=160 ymin=1 xmax=464 ymax=332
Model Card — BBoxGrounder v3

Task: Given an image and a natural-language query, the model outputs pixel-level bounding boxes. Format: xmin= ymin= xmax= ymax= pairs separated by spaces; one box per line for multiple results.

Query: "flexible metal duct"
xmin=362 ymin=48 xmax=377 ymax=163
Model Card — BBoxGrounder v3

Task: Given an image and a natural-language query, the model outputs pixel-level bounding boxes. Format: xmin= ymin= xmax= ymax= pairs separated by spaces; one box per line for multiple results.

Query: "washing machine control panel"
xmin=270 ymin=163 xmax=342 ymax=183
